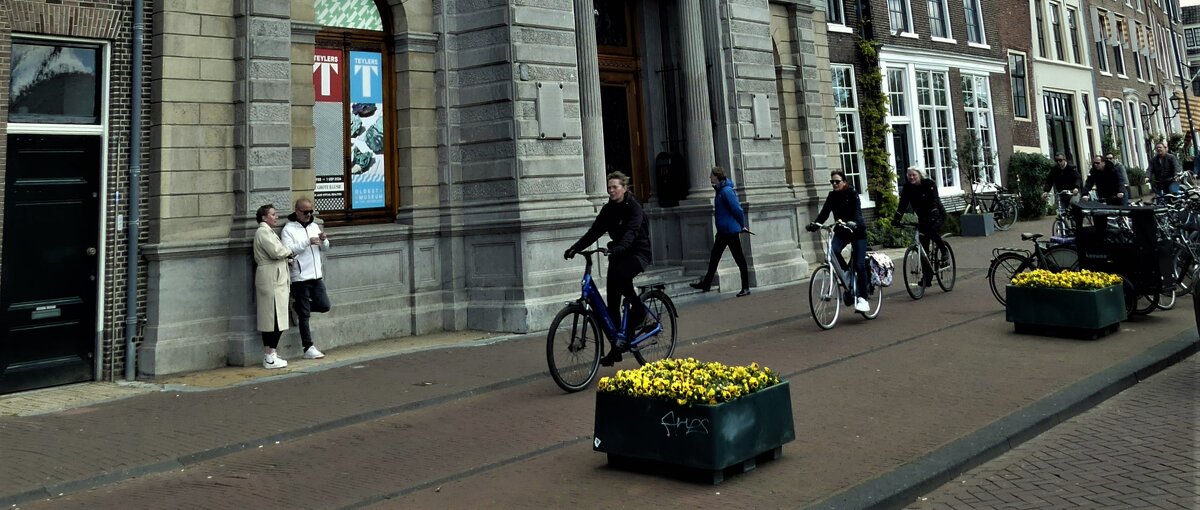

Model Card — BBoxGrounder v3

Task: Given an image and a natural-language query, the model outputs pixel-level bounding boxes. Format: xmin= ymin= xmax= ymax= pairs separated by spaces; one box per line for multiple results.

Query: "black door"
xmin=1 ymin=135 xmax=100 ymax=393
xmin=892 ymin=124 xmax=913 ymax=187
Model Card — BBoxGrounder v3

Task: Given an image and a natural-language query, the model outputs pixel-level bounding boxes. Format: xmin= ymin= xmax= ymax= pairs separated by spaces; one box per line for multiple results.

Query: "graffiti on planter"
xmin=660 ymin=411 xmax=709 ymax=437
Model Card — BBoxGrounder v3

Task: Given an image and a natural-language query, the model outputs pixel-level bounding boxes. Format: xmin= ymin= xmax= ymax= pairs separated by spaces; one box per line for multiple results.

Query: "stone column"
xmin=574 ymin=0 xmax=606 ymax=198
xmin=678 ymin=0 xmax=717 ymax=195
xmin=233 ymin=0 xmax=294 ymax=233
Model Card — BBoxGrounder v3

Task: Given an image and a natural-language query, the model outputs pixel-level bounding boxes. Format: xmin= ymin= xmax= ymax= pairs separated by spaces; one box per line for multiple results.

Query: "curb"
xmin=806 ymin=329 xmax=1200 ymax=510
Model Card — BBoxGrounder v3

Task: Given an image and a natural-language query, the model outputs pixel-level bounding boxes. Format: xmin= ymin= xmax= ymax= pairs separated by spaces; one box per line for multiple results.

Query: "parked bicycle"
xmin=546 ymin=248 xmax=678 ymax=392
xmin=967 ymin=181 xmax=1020 ymax=231
xmin=987 ymin=233 xmax=1080 ymax=306
xmin=896 ymin=222 xmax=956 ymax=299
xmin=808 ymin=222 xmax=882 ymax=329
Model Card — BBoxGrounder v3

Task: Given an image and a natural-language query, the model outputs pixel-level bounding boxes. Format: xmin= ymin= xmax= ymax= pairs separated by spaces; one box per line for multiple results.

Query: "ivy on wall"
xmin=857 ymin=37 xmax=903 ymax=247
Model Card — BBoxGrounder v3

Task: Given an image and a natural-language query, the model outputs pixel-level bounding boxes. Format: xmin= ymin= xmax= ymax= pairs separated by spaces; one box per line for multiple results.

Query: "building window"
xmin=1009 ymin=53 xmax=1029 ymax=119
xmin=1049 ymin=3 xmax=1065 ymax=60
xmin=964 ymin=0 xmax=984 ymax=44
xmin=1035 ymin=0 xmax=1048 ymax=58
xmin=1083 ymin=93 xmax=1097 ymax=158
xmin=888 ymin=0 xmax=913 ymax=33
xmin=831 ymin=65 xmax=867 ymax=194
xmin=887 ymin=68 xmax=907 ymax=117
xmin=9 ymin=41 xmax=102 ymax=124
xmin=928 ymin=0 xmax=950 ymax=38
xmin=1187 ymin=28 xmax=1200 ymax=48
xmin=313 ymin=0 xmax=393 ymax=221
xmin=1112 ymin=18 xmax=1127 ymax=76
xmin=916 ymin=70 xmax=955 ymax=188
xmin=1066 ymin=8 xmax=1082 ymax=64
xmin=1095 ymin=12 xmax=1110 ymax=72
xmin=1098 ymin=98 xmax=1113 ymax=155
xmin=1129 ymin=22 xmax=1143 ymax=80
xmin=828 ymin=0 xmax=845 ymax=25
xmin=1112 ymin=100 xmax=1129 ymax=166
xmin=962 ymin=75 xmax=998 ymax=183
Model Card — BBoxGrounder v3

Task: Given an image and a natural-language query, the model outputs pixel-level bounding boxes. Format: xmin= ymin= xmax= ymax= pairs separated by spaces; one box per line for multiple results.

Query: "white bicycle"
xmin=807 ymin=221 xmax=882 ymax=330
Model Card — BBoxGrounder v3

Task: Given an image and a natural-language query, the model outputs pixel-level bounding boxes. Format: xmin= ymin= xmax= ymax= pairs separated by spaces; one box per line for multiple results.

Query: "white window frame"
xmin=887 ymin=0 xmax=916 ymax=36
xmin=1111 ymin=99 xmax=1131 ymax=167
xmin=1049 ymin=2 xmax=1066 ymax=61
xmin=915 ymin=69 xmax=958 ymax=193
xmin=8 ymin=34 xmax=112 ymax=376
xmin=961 ymin=73 xmax=1000 ymax=184
xmin=963 ymin=0 xmax=986 ymax=46
xmin=1112 ymin=17 xmax=1127 ymax=77
xmin=827 ymin=0 xmax=852 ymax=32
xmin=927 ymin=0 xmax=953 ymax=41
xmin=831 ymin=65 xmax=871 ymax=205
xmin=1065 ymin=7 xmax=1083 ymax=64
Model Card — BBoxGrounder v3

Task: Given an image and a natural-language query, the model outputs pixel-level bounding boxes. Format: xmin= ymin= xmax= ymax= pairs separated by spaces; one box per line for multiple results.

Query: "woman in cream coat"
xmin=254 ymin=204 xmax=293 ymax=369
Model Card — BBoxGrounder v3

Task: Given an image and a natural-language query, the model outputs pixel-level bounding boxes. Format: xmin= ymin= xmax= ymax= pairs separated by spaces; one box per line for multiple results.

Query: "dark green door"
xmin=1 ymin=134 xmax=100 ymax=393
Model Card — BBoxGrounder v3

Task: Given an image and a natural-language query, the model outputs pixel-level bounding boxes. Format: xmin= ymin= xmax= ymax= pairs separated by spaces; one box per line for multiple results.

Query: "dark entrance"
xmin=596 ymin=0 xmax=649 ymax=202
xmin=1044 ymin=91 xmax=1079 ymax=170
xmin=1 ymin=135 xmax=100 ymax=393
xmin=892 ymin=124 xmax=914 ymax=186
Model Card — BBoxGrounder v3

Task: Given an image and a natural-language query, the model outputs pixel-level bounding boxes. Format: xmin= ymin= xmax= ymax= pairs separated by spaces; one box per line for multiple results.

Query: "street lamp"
xmin=1143 ymin=86 xmax=1183 ymax=121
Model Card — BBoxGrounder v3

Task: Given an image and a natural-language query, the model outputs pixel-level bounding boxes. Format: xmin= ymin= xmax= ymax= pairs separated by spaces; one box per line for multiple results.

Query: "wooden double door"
xmin=597 ymin=0 xmax=649 ymax=203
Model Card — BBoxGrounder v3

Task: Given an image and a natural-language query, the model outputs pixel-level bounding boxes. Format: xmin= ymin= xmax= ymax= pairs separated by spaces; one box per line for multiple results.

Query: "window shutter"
xmin=1091 ymin=7 xmax=1104 ymax=43
xmin=1107 ymin=11 xmax=1119 ymax=45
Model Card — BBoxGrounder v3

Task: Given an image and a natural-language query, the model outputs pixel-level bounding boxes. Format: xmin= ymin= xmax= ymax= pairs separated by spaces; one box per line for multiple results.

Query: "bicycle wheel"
xmin=632 ymin=290 xmax=677 ymax=365
xmin=993 ymin=199 xmax=1019 ymax=231
xmin=1158 ymin=283 xmax=1177 ymax=310
xmin=1172 ymin=244 xmax=1197 ymax=295
xmin=1043 ymin=245 xmax=1080 ymax=271
xmin=935 ymin=242 xmax=956 ymax=292
xmin=860 ymin=280 xmax=883 ymax=319
xmin=1133 ymin=293 xmax=1159 ymax=315
xmin=1052 ymin=217 xmax=1070 ymax=238
xmin=988 ymin=252 xmax=1030 ymax=306
xmin=809 ymin=265 xmax=840 ymax=330
xmin=902 ymin=246 xmax=926 ymax=300
xmin=546 ymin=305 xmax=601 ymax=392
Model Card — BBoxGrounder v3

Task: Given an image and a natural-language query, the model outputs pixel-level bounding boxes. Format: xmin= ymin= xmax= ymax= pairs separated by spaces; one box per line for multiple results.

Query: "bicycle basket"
xmin=867 ymin=252 xmax=894 ymax=287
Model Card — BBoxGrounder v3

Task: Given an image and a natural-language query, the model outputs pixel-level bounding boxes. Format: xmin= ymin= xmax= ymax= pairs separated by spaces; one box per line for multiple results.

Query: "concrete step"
xmin=636 ymin=265 xmax=726 ymax=302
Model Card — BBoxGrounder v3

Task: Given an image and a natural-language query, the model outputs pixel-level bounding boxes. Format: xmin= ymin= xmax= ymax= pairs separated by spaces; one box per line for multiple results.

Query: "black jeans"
xmin=291 ymin=279 xmax=331 ymax=348
xmin=607 ymin=256 xmax=645 ymax=344
xmin=700 ymin=233 xmax=749 ymax=291
xmin=918 ymin=219 xmax=946 ymax=281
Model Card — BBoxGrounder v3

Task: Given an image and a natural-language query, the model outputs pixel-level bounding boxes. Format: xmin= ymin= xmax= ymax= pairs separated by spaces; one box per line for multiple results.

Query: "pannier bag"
xmin=867 ymin=252 xmax=894 ymax=287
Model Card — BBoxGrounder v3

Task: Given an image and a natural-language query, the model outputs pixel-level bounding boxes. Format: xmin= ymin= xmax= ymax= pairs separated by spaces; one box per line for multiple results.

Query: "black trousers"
xmin=291 ymin=279 xmax=331 ymax=348
xmin=917 ymin=218 xmax=946 ymax=281
xmin=261 ymin=308 xmax=283 ymax=348
xmin=607 ymin=256 xmax=645 ymax=343
xmin=700 ymin=233 xmax=749 ymax=291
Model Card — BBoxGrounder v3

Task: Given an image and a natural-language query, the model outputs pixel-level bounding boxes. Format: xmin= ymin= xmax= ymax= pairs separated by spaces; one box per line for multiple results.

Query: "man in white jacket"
xmin=281 ymin=197 xmax=330 ymax=359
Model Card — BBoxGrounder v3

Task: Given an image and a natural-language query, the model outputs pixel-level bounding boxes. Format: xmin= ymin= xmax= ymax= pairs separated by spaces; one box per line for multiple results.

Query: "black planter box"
xmin=593 ymin=381 xmax=794 ymax=481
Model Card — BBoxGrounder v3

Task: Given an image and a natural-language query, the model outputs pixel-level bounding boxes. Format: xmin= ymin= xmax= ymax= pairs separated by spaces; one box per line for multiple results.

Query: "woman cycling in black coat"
xmin=893 ymin=167 xmax=947 ymax=288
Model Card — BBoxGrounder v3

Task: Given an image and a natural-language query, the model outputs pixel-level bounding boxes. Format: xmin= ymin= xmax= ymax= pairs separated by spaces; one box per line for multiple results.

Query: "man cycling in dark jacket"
xmin=1042 ymin=152 xmax=1081 ymax=212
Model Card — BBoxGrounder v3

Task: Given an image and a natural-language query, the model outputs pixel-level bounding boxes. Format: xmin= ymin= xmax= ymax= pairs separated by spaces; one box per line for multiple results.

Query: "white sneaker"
xmin=854 ymin=297 xmax=870 ymax=313
xmin=263 ymin=353 xmax=288 ymax=369
xmin=303 ymin=346 xmax=325 ymax=359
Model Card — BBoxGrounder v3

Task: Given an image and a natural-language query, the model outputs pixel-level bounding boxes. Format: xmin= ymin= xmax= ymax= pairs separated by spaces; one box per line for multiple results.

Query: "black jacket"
xmin=1043 ymin=164 xmax=1081 ymax=193
xmin=1149 ymin=153 xmax=1182 ymax=187
xmin=895 ymin=178 xmax=945 ymax=225
xmin=571 ymin=192 xmax=652 ymax=266
xmin=1084 ymin=162 xmax=1124 ymax=199
xmin=814 ymin=187 xmax=867 ymax=240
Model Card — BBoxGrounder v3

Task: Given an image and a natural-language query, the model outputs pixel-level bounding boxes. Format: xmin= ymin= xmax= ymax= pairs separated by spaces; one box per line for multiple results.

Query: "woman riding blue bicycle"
xmin=807 ymin=169 xmax=870 ymax=312
xmin=564 ymin=171 xmax=651 ymax=367
xmin=894 ymin=166 xmax=947 ymax=288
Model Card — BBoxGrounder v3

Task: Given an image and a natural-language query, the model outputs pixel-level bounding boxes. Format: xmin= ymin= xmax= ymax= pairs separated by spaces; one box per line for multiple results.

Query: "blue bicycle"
xmin=547 ymin=248 xmax=678 ymax=392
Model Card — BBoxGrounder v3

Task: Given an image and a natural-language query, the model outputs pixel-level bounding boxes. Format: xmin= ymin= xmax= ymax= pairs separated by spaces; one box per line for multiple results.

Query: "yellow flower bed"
xmin=1010 ymin=269 xmax=1122 ymax=290
xmin=597 ymin=357 xmax=781 ymax=406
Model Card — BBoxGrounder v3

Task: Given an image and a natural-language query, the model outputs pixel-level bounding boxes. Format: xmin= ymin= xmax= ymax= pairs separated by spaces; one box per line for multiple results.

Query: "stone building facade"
xmin=0 ymin=0 xmax=149 ymax=393
xmin=132 ymin=0 xmax=843 ymax=377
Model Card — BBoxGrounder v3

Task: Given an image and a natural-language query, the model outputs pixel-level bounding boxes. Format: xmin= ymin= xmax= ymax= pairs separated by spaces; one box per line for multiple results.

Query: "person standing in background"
xmin=281 ymin=197 xmax=330 ymax=360
xmin=253 ymin=204 xmax=292 ymax=369
xmin=691 ymin=166 xmax=751 ymax=297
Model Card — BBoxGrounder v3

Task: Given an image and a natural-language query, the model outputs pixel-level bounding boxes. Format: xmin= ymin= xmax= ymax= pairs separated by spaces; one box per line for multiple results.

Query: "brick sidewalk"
xmin=907 ymin=353 xmax=1199 ymax=509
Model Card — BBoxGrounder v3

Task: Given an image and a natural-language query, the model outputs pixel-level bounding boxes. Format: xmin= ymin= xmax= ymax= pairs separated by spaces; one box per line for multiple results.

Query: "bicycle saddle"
xmin=1020 ymin=233 xmax=1043 ymax=241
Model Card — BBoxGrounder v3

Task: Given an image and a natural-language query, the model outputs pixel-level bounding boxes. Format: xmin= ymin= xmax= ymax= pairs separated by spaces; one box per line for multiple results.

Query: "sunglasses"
xmin=829 ymin=179 xmax=844 ymax=184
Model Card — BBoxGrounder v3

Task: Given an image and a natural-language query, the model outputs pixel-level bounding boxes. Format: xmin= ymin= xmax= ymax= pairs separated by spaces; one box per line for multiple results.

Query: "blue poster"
xmin=349 ymin=51 xmax=382 ymax=103
xmin=348 ymin=51 xmax=385 ymax=209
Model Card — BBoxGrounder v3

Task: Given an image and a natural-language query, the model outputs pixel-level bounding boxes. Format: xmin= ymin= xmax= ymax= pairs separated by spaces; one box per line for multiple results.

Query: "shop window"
xmin=313 ymin=0 xmax=392 ymax=222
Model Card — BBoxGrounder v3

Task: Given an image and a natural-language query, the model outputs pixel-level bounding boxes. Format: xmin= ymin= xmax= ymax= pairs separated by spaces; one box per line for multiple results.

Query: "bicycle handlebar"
xmin=809 ymin=221 xmax=857 ymax=232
